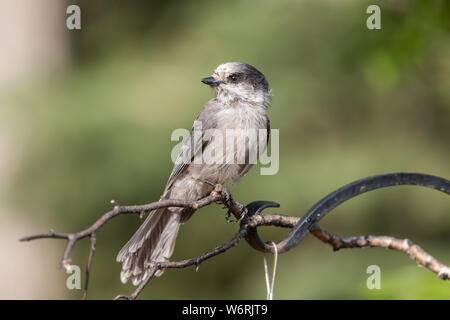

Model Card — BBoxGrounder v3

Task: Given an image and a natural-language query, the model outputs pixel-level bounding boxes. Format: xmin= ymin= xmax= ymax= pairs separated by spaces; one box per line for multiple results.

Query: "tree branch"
xmin=113 ymin=227 xmax=249 ymax=300
xmin=309 ymin=224 xmax=450 ymax=280
xmin=19 ymin=184 xmax=234 ymax=298
xmin=19 ymin=172 xmax=450 ymax=299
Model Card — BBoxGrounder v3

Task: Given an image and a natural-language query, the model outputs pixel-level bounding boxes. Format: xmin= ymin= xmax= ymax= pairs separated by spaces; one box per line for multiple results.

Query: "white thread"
xmin=263 ymin=241 xmax=278 ymax=300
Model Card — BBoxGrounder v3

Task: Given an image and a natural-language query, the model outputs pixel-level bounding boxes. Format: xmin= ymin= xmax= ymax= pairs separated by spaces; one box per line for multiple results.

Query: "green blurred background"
xmin=0 ymin=0 xmax=449 ymax=299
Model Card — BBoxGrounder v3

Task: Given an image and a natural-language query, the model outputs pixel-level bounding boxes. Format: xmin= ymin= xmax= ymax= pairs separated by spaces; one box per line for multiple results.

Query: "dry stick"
xmin=20 ymin=184 xmax=450 ymax=300
xmin=114 ymin=268 xmax=158 ymax=301
xmin=82 ymin=233 xmax=96 ymax=300
xmin=111 ymin=212 xmax=450 ymax=299
xmin=113 ymin=227 xmax=249 ymax=300
xmin=251 ymin=213 xmax=450 ymax=280
xmin=20 ymin=186 xmax=227 ymax=263
xmin=309 ymin=224 xmax=450 ymax=280
xmin=20 ymin=185 xmax=225 ymax=297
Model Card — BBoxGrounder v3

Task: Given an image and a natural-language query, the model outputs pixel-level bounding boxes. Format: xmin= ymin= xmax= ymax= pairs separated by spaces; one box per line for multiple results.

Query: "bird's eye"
xmin=229 ymin=73 xmax=241 ymax=82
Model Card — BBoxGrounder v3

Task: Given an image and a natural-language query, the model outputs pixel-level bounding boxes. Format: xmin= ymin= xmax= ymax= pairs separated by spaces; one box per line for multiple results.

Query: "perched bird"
xmin=117 ymin=62 xmax=272 ymax=285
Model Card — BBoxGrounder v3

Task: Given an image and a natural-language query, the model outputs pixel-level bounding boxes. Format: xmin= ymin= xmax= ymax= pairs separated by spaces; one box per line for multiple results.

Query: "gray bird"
xmin=116 ymin=62 xmax=272 ymax=285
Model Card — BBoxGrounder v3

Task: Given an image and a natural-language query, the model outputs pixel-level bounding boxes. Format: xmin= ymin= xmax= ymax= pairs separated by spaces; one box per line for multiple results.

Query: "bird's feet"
xmin=197 ymin=178 xmax=216 ymax=188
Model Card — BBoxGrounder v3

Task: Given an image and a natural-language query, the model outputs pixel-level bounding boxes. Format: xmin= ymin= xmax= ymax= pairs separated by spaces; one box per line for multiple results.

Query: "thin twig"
xmin=113 ymin=227 xmax=248 ymax=300
xmin=82 ymin=233 xmax=96 ymax=300
xmin=309 ymin=224 xmax=450 ymax=280
xmin=20 ymin=185 xmax=226 ymax=270
xmin=113 ymin=268 xmax=158 ymax=300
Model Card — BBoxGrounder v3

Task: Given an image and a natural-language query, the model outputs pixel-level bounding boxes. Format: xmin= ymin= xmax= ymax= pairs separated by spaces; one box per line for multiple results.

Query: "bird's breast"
xmin=216 ymin=103 xmax=267 ymax=130
xmin=196 ymin=104 xmax=269 ymax=183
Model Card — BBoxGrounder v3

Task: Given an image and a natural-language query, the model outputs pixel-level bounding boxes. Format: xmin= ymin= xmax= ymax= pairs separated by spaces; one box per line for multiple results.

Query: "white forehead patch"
xmin=213 ymin=62 xmax=242 ymax=77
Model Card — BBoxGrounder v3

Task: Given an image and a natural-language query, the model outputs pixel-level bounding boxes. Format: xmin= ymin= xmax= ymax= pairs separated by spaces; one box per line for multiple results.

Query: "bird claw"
xmin=197 ymin=179 xmax=216 ymax=188
xmin=225 ymin=210 xmax=236 ymax=223
xmin=237 ymin=208 xmax=248 ymax=223
xmin=222 ymin=189 xmax=233 ymax=206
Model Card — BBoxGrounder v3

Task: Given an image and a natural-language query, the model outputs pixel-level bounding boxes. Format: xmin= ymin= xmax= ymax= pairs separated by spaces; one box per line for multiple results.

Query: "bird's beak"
xmin=201 ymin=76 xmax=221 ymax=87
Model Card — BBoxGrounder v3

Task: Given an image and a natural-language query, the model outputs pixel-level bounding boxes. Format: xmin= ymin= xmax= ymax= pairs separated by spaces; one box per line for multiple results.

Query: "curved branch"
xmin=115 ymin=209 xmax=450 ymax=299
xmin=19 ymin=172 xmax=450 ymax=299
xmin=243 ymin=172 xmax=450 ymax=254
xmin=113 ymin=227 xmax=249 ymax=300
xmin=19 ymin=184 xmax=229 ymax=298
xmin=246 ymin=213 xmax=450 ymax=280
xmin=309 ymin=225 xmax=450 ymax=280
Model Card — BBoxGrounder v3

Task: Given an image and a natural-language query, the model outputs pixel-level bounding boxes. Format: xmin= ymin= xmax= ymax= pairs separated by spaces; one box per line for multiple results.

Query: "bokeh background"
xmin=0 ymin=0 xmax=449 ymax=299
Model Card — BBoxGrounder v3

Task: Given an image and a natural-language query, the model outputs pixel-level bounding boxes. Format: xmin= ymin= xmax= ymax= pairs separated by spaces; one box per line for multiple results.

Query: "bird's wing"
xmin=165 ymin=100 xmax=218 ymax=191
xmin=165 ymin=131 xmax=206 ymax=190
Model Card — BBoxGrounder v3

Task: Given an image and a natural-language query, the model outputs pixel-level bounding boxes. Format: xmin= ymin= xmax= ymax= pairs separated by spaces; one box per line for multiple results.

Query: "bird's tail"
xmin=116 ymin=206 xmax=186 ymax=285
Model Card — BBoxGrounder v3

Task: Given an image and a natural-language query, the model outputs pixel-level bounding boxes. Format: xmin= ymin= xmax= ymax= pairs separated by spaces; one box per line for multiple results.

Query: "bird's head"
xmin=201 ymin=62 xmax=271 ymax=108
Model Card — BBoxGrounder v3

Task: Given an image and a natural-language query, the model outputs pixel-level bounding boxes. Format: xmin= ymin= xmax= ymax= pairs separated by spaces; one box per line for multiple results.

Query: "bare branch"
xmin=19 ymin=184 xmax=226 ymax=271
xmin=113 ymin=227 xmax=249 ymax=300
xmin=243 ymin=213 xmax=450 ymax=281
xmin=19 ymin=173 xmax=450 ymax=299
xmin=309 ymin=224 xmax=450 ymax=280
xmin=82 ymin=233 xmax=96 ymax=300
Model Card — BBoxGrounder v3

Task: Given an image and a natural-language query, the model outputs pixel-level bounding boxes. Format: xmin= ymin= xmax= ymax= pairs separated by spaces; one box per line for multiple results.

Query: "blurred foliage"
xmin=5 ymin=0 xmax=450 ymax=299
